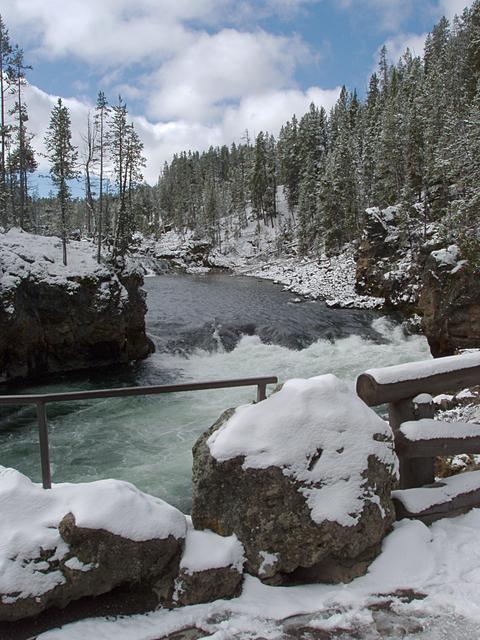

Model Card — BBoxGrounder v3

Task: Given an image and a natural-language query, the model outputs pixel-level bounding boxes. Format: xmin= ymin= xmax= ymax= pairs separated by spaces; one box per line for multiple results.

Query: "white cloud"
xmin=221 ymin=87 xmax=340 ymax=140
xmin=438 ymin=0 xmax=473 ymax=19
xmin=3 ymin=0 xmax=217 ymax=66
xmin=22 ymin=83 xmax=340 ymax=186
xmin=145 ymin=29 xmax=310 ymax=122
xmin=2 ymin=0 xmax=338 ymax=187
xmin=383 ymin=32 xmax=428 ymax=62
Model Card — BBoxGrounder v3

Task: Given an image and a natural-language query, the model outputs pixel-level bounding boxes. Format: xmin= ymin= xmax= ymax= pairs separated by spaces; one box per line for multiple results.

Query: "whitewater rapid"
xmin=0 ymin=276 xmax=431 ymax=513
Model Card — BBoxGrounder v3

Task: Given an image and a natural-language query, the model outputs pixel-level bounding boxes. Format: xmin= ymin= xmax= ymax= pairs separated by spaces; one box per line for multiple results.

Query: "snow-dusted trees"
xmin=109 ymin=97 xmax=146 ymax=258
xmin=0 ymin=15 xmax=11 ymax=226
xmin=154 ymin=1 xmax=480 ymax=260
xmin=95 ymin=91 xmax=109 ymax=262
xmin=0 ymin=17 xmax=36 ymax=230
xmin=44 ymin=99 xmax=79 ymax=266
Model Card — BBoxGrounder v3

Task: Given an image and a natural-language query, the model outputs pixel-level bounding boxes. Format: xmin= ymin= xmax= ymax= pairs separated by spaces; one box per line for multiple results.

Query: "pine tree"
xmin=0 ymin=15 xmax=12 ymax=226
xmin=94 ymin=91 xmax=109 ymax=262
xmin=44 ymin=98 xmax=79 ymax=266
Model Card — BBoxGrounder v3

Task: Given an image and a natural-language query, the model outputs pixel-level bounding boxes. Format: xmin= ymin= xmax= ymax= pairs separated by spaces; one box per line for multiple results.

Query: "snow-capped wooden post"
xmin=357 ymin=352 xmax=480 ymax=522
xmin=388 ymin=395 xmax=435 ymax=489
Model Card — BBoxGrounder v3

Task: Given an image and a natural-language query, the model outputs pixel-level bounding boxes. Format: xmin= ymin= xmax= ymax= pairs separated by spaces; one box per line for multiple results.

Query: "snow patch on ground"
xmin=37 ymin=509 xmax=480 ymax=639
xmin=243 ymin=249 xmax=384 ymax=309
xmin=0 ymin=228 xmax=109 ymax=293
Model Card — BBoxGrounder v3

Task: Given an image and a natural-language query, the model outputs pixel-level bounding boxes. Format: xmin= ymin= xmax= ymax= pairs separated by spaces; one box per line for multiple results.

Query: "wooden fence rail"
xmin=357 ymin=352 xmax=480 ymax=523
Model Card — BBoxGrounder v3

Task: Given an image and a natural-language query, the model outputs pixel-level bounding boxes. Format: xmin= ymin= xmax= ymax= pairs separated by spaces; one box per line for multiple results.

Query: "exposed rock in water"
xmin=0 ymin=230 xmax=154 ymax=383
xmin=191 ymin=375 xmax=398 ymax=585
xmin=419 ymin=246 xmax=480 ymax=357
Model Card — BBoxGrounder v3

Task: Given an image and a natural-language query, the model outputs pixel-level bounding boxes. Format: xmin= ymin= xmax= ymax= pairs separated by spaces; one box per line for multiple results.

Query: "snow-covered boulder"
xmin=0 ymin=468 xmax=187 ymax=621
xmin=0 ymin=229 xmax=153 ymax=382
xmin=173 ymin=519 xmax=244 ymax=606
xmin=191 ymin=375 xmax=398 ymax=585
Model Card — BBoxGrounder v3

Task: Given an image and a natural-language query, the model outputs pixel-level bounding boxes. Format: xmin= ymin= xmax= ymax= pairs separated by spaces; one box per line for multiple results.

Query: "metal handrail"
xmin=0 ymin=376 xmax=278 ymax=490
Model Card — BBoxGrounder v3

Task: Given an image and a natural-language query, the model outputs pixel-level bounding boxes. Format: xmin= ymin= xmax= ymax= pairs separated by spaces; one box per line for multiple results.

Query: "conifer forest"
xmin=1 ymin=4 xmax=480 ymax=262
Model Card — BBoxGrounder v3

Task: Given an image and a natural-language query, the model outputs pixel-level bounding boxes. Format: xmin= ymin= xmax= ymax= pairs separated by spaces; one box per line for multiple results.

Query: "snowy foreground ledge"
xmin=5 ymin=372 xmax=480 ymax=637
xmin=0 ymin=468 xmax=244 ymax=622
xmin=36 ymin=510 xmax=480 ymax=639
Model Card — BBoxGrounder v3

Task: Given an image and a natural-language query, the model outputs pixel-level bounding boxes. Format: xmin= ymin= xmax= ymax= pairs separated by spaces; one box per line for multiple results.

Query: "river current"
xmin=0 ymin=273 xmax=430 ymax=513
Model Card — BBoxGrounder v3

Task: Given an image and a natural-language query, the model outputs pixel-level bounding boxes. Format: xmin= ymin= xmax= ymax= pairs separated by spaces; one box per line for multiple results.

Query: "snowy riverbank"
xmin=36 ymin=507 xmax=480 ymax=639
xmin=136 ymin=220 xmax=384 ymax=310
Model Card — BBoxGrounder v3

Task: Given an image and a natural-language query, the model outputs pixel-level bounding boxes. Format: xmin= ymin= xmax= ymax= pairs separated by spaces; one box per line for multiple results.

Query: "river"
xmin=0 ymin=273 xmax=430 ymax=513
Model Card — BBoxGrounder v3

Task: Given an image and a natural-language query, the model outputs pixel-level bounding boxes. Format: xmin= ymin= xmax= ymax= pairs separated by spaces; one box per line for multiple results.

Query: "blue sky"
xmin=1 ymin=0 xmax=472 ymax=191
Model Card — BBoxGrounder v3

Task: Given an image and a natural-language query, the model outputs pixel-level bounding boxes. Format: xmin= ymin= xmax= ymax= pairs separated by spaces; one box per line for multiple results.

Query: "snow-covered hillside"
xmin=137 ymin=188 xmax=383 ymax=310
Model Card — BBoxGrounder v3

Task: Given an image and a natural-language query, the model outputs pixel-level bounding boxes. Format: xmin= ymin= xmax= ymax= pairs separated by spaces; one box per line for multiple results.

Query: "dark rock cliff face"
xmin=355 ymin=206 xmax=480 ymax=356
xmin=355 ymin=206 xmax=441 ymax=318
xmin=0 ymin=268 xmax=154 ymax=383
xmin=419 ymin=248 xmax=480 ymax=357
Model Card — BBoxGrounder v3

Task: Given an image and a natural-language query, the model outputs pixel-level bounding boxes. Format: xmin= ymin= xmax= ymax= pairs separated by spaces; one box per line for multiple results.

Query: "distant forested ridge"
xmin=1 ymin=3 xmax=480 ymax=265
xmin=156 ymin=2 xmax=480 ymax=261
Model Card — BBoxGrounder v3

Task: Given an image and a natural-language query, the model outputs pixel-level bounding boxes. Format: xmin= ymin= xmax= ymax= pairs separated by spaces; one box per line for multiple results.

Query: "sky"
xmin=1 ymin=0 xmax=474 ymax=193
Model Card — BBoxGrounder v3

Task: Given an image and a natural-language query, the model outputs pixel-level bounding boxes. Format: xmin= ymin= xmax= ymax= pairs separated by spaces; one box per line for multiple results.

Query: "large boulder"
xmin=419 ymin=246 xmax=480 ymax=357
xmin=0 ymin=467 xmax=187 ymax=622
xmin=0 ymin=229 xmax=154 ymax=383
xmin=191 ymin=375 xmax=398 ymax=585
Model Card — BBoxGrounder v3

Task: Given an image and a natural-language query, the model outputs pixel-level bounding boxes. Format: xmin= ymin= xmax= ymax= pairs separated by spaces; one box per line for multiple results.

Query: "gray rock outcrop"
xmin=419 ymin=246 xmax=480 ymax=357
xmin=192 ymin=375 xmax=398 ymax=585
xmin=0 ymin=230 xmax=154 ymax=383
xmin=173 ymin=524 xmax=244 ymax=606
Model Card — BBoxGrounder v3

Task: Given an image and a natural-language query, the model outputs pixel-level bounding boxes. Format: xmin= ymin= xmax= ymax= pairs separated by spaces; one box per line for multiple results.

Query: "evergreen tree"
xmin=94 ymin=91 xmax=109 ymax=262
xmin=0 ymin=15 xmax=12 ymax=226
xmin=44 ymin=98 xmax=79 ymax=266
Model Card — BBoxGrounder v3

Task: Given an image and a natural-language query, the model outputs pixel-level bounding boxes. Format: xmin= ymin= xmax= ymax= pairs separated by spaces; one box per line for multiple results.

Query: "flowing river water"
xmin=0 ymin=273 xmax=431 ymax=513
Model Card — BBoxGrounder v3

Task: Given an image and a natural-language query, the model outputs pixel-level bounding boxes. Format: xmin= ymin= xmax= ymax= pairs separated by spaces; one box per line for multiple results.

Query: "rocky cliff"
xmin=419 ymin=246 xmax=480 ymax=357
xmin=0 ymin=230 xmax=154 ymax=383
xmin=355 ymin=206 xmax=480 ymax=357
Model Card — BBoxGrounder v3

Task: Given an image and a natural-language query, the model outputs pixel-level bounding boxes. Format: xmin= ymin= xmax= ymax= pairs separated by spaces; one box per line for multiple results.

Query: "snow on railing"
xmin=357 ymin=352 xmax=480 ymax=523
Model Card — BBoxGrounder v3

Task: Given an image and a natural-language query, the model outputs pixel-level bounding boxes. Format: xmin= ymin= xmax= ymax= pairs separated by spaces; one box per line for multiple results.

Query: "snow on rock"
xmin=0 ymin=228 xmax=110 ymax=293
xmin=431 ymin=245 xmax=460 ymax=268
xmin=192 ymin=375 xmax=398 ymax=585
xmin=35 ymin=510 xmax=480 ymax=639
xmin=173 ymin=519 xmax=244 ymax=607
xmin=207 ymin=375 xmax=397 ymax=526
xmin=0 ymin=229 xmax=153 ymax=382
xmin=180 ymin=519 xmax=244 ymax=575
xmin=0 ymin=467 xmax=186 ymax=621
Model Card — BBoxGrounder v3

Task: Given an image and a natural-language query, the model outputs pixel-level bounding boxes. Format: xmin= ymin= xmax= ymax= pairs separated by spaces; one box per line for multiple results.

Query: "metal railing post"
xmin=0 ymin=375 xmax=277 ymax=488
xmin=36 ymin=401 xmax=52 ymax=489
xmin=257 ymin=382 xmax=267 ymax=402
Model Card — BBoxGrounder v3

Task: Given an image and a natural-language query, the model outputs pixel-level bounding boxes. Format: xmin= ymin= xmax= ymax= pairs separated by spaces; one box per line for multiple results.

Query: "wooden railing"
xmin=357 ymin=352 xmax=480 ymax=523
xmin=0 ymin=376 xmax=278 ymax=490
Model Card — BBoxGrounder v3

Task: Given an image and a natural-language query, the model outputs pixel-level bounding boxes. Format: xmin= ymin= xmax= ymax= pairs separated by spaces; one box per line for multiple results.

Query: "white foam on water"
xmin=0 ymin=317 xmax=430 ymax=513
